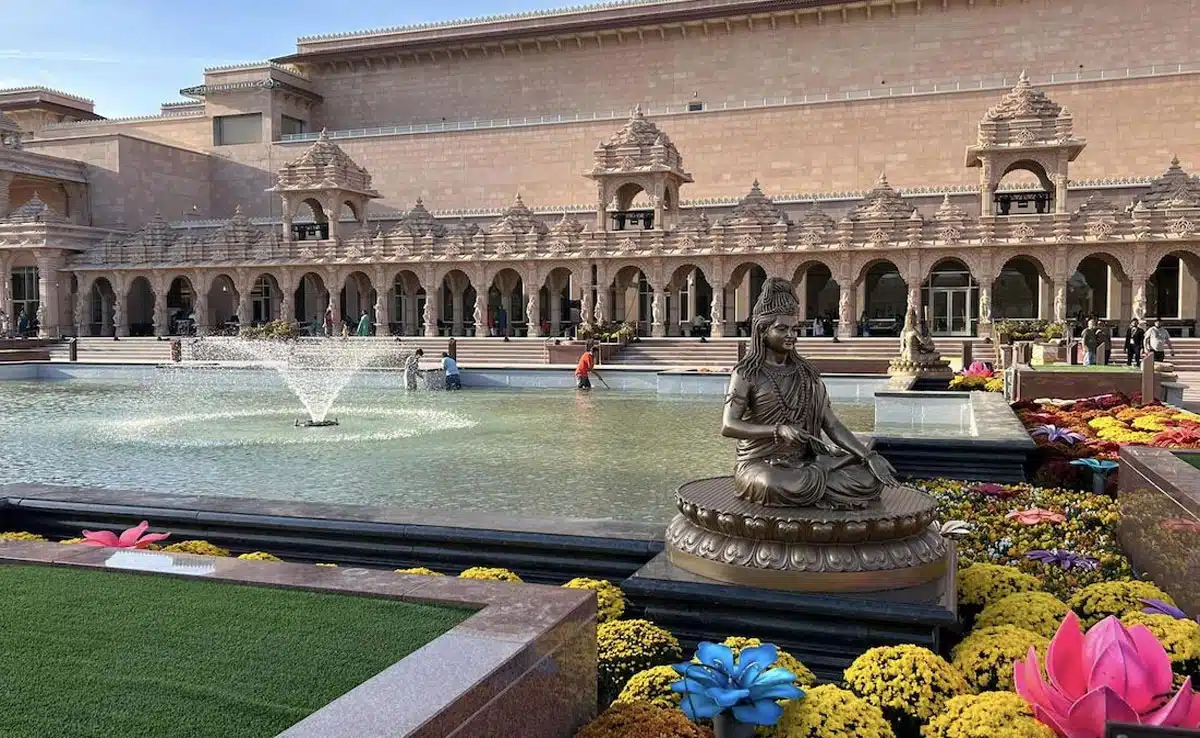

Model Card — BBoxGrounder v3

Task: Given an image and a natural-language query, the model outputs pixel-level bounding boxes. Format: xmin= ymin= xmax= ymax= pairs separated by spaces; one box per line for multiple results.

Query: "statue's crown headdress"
xmin=752 ymin=278 xmax=799 ymax=319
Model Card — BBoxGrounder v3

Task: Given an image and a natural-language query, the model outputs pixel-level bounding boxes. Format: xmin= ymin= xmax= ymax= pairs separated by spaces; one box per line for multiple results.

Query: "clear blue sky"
xmin=1 ymin=0 xmax=567 ymax=118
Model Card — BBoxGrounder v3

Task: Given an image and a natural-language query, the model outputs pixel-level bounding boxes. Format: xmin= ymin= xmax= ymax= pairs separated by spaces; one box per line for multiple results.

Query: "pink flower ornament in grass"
xmin=80 ymin=520 xmax=170 ymax=549
xmin=963 ymin=360 xmax=994 ymax=378
xmin=1006 ymin=508 xmax=1067 ymax=525
xmin=1014 ymin=610 xmax=1200 ymax=737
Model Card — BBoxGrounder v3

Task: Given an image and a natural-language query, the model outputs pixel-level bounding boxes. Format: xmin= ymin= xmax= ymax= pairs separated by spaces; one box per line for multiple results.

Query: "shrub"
xmin=956 ymin=563 xmax=1040 ymax=610
xmin=239 ymin=320 xmax=298 ymax=340
xmin=161 ymin=540 xmax=231 ymax=557
xmin=395 ymin=567 xmax=443 ymax=576
xmin=574 ymin=700 xmax=712 ymax=738
xmin=59 ymin=537 xmax=87 ymax=545
xmin=237 ymin=551 xmax=282 ymax=562
xmin=950 ymin=626 xmax=1048 ymax=692
xmin=0 ymin=532 xmax=47 ymax=542
xmin=458 ymin=566 xmax=522 ymax=582
xmin=1067 ymin=580 xmax=1175 ymax=627
xmin=920 ymin=691 xmax=1055 ymax=738
xmin=597 ymin=619 xmax=682 ymax=707
xmin=772 ymin=684 xmax=895 ymax=738
xmin=843 ymin=645 xmax=972 ymax=736
xmin=613 ymin=665 xmax=681 ymax=709
xmin=974 ymin=591 xmax=1070 ymax=638
xmin=563 ymin=578 xmax=626 ymax=623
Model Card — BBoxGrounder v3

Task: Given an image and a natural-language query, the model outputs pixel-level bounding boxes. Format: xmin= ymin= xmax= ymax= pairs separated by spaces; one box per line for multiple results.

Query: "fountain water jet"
xmin=188 ymin=338 xmax=408 ymax=424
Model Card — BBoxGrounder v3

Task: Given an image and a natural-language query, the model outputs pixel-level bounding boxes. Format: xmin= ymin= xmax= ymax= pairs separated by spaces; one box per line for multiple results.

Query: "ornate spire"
xmin=270 ymin=130 xmax=379 ymax=196
xmin=1137 ymin=156 xmax=1200 ymax=209
xmin=392 ymin=197 xmax=446 ymax=237
xmin=591 ymin=105 xmax=691 ymax=178
xmin=850 ymin=173 xmax=915 ymax=220
xmin=487 ymin=193 xmax=548 ymax=235
xmin=719 ymin=180 xmax=789 ymax=227
xmin=549 ymin=211 xmax=585 ymax=236
xmin=933 ymin=194 xmax=968 ymax=221
xmin=984 ymin=71 xmax=1063 ymax=121
xmin=3 ymin=193 xmax=68 ymax=224
xmin=204 ymin=205 xmax=263 ymax=245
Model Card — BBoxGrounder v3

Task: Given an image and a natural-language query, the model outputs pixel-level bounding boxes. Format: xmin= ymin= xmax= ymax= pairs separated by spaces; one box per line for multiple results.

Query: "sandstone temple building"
xmin=1 ymin=0 xmax=1198 ymax=339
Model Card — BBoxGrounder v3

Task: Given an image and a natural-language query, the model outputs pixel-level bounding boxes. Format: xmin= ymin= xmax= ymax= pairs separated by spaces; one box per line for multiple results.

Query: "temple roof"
xmin=984 ymin=71 xmax=1063 ymax=122
xmin=3 ymin=193 xmax=68 ymax=224
xmin=487 ymin=194 xmax=549 ymax=235
xmin=204 ymin=206 xmax=263 ymax=245
xmin=391 ymin=198 xmax=447 ymax=237
xmin=1136 ymin=156 xmax=1200 ymax=209
xmin=849 ymin=173 xmax=915 ymax=220
xmin=933 ymin=194 xmax=968 ymax=221
xmin=549 ymin=212 xmax=585 ymax=236
xmin=269 ymin=129 xmax=380 ymax=196
xmin=718 ymin=181 xmax=789 ymax=227
xmin=590 ymin=105 xmax=691 ymax=180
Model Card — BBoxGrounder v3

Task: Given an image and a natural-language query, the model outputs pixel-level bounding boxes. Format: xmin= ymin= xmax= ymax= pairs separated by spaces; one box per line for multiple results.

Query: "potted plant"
xmin=1032 ymin=322 xmax=1068 ymax=364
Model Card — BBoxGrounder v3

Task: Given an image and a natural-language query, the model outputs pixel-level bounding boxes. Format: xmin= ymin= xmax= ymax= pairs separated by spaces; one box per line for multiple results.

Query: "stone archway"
xmin=487 ymin=268 xmax=524 ymax=337
xmin=726 ymin=261 xmax=768 ymax=337
xmin=250 ymin=273 xmax=281 ymax=325
xmin=792 ymin=260 xmax=840 ymax=336
xmin=609 ymin=264 xmax=652 ymax=336
xmin=1147 ymin=250 xmax=1200 ymax=321
xmin=858 ymin=258 xmax=907 ymax=332
xmin=126 ymin=276 xmax=155 ymax=337
xmin=206 ymin=274 xmax=238 ymax=334
xmin=1066 ymin=253 xmax=1130 ymax=324
xmin=666 ymin=263 xmax=713 ymax=337
xmin=921 ymin=258 xmax=978 ymax=337
xmin=340 ymin=270 xmax=375 ymax=334
xmin=293 ymin=271 xmax=329 ymax=332
xmin=89 ymin=277 xmax=117 ymax=337
xmin=166 ymin=276 xmax=196 ymax=336
xmin=440 ymin=269 xmax=476 ymax=337
xmin=391 ymin=269 xmax=425 ymax=336
xmin=993 ymin=255 xmax=1050 ymax=321
xmin=540 ymin=266 xmax=575 ymax=337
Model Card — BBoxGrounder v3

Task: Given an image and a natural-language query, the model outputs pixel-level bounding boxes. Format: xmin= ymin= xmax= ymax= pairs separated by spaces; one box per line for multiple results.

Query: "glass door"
xmin=930 ymin=288 xmax=973 ymax=336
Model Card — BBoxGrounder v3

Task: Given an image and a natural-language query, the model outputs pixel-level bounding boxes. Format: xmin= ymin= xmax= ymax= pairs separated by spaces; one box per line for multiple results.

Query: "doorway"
xmin=930 ymin=288 xmax=972 ymax=336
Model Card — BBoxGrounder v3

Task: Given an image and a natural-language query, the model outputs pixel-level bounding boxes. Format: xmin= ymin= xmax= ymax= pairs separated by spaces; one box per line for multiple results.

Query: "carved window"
xmin=213 ymin=114 xmax=263 ymax=146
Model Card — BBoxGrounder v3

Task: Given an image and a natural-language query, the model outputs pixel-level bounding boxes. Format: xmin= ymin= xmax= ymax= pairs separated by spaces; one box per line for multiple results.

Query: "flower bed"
xmin=4 ymin=485 xmax=1198 ymax=738
xmin=1015 ymin=393 xmax=1200 ymax=490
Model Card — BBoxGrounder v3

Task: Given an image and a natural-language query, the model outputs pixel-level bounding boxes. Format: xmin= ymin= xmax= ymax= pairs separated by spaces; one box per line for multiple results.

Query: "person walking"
xmin=405 ymin=348 xmax=424 ymax=391
xmin=1124 ymin=319 xmax=1145 ymax=366
xmin=16 ymin=308 xmax=29 ymax=338
xmin=323 ymin=305 xmax=334 ymax=337
xmin=1144 ymin=319 xmax=1175 ymax=362
xmin=1081 ymin=318 xmax=1100 ymax=366
xmin=441 ymin=351 xmax=461 ymax=391
xmin=356 ymin=311 xmax=371 ymax=336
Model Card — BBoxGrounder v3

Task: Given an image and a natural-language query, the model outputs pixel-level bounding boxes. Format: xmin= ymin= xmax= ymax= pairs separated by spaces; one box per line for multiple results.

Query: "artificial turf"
xmin=0 ymin=564 xmax=472 ymax=738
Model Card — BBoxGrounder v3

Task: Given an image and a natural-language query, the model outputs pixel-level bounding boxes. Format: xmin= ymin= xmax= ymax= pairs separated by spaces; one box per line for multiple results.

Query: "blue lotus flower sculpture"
xmin=1070 ymin=458 xmax=1119 ymax=474
xmin=670 ymin=641 xmax=804 ymax=726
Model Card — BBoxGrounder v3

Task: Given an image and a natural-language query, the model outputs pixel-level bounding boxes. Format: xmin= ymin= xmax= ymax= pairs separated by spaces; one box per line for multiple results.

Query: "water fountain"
xmin=187 ymin=338 xmax=409 ymax=426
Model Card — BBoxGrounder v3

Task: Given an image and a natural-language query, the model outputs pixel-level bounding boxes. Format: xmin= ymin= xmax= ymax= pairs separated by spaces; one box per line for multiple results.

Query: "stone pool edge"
xmin=0 ymin=539 xmax=597 ymax=738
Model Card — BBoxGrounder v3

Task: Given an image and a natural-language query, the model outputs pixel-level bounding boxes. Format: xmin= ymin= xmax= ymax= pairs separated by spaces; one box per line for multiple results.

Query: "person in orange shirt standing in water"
xmin=575 ymin=341 xmax=607 ymax=390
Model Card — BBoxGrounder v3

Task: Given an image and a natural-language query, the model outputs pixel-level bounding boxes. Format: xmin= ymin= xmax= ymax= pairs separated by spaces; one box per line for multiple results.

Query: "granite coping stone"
xmin=1121 ymin=446 xmax=1200 ymax=517
xmin=0 ymin=483 xmax=663 ymax=546
xmin=0 ymin=541 xmax=597 ymax=738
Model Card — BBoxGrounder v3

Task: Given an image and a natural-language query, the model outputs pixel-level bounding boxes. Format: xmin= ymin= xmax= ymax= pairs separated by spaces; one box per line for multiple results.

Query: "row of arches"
xmin=72 ymin=249 xmax=1199 ymax=338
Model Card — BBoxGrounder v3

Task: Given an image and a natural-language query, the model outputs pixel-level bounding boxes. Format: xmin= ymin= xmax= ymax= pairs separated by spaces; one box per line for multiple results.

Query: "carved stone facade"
xmin=2 ymin=76 xmax=1199 ymax=339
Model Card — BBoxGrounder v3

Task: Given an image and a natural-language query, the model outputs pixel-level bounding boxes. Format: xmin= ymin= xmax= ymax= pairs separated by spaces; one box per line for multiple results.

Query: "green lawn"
xmin=1176 ymin=452 xmax=1200 ymax=470
xmin=0 ymin=565 xmax=472 ymax=738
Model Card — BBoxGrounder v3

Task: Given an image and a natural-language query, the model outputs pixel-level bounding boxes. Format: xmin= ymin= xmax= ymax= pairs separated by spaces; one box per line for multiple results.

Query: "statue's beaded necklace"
xmin=758 ymin=354 xmax=819 ymax=427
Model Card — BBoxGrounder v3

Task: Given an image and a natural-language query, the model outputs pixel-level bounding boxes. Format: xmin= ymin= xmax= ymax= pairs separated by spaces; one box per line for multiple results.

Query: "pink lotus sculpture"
xmin=963 ymin=361 xmax=994 ymax=378
xmin=1014 ymin=610 xmax=1200 ymax=736
xmin=1006 ymin=508 xmax=1067 ymax=525
xmin=80 ymin=520 xmax=170 ymax=549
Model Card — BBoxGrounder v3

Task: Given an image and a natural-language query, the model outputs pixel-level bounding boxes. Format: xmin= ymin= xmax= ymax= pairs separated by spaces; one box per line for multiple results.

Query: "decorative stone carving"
xmin=1168 ymin=218 xmax=1196 ymax=238
xmin=487 ymin=194 xmax=548 ymax=236
xmin=1138 ymin=156 xmax=1200 ymax=209
xmin=984 ymin=71 xmax=1062 ymax=122
xmin=718 ymin=181 xmax=789 ymax=227
xmin=3 ymin=193 xmax=69 ymax=224
xmin=391 ymin=198 xmax=447 ymax=238
xmin=849 ymin=173 xmax=915 ymax=221
xmin=205 ymin=206 xmax=263 ymax=248
xmin=270 ymin=129 xmax=379 ymax=196
xmin=1013 ymin=223 xmax=1036 ymax=241
xmin=888 ymin=307 xmax=953 ymax=384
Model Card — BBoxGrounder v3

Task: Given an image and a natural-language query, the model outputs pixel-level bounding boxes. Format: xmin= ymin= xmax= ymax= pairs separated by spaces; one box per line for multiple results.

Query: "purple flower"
xmin=1025 ymin=549 xmax=1100 ymax=571
xmin=1030 ymin=424 xmax=1085 ymax=445
xmin=1141 ymin=598 xmax=1199 ymax=623
xmin=971 ymin=483 xmax=1020 ymax=499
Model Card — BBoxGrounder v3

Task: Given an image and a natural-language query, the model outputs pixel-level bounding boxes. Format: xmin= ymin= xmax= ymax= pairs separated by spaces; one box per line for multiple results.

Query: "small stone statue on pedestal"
xmin=886 ymin=307 xmax=953 ymax=387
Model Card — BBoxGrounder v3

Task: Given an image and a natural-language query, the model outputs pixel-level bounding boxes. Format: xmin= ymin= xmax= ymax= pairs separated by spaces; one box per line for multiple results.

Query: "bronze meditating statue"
xmin=723 ymin=278 xmax=897 ymax=509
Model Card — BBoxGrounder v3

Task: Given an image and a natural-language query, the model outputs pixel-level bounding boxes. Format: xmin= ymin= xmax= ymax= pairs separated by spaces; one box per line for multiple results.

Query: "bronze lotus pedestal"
xmin=666 ymin=478 xmax=949 ymax=593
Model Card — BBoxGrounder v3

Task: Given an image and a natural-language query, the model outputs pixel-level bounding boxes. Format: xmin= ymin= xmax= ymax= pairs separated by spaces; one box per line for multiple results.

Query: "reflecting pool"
xmin=1 ymin=370 xmax=874 ymax=524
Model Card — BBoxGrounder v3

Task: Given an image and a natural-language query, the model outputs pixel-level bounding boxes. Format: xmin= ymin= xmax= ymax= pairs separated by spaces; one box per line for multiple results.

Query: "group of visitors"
xmin=1079 ymin=317 xmax=1175 ymax=366
xmin=401 ymin=348 xmax=461 ymax=391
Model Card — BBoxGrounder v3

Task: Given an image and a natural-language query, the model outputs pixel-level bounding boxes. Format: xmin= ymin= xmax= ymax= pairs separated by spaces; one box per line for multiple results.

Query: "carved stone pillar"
xmin=0 ymin=253 xmax=10 ymax=335
xmin=35 ymin=254 xmax=64 ymax=338
xmin=527 ymin=291 xmax=541 ymax=336
xmin=580 ymin=287 xmax=594 ymax=331
xmin=651 ymin=287 xmax=667 ymax=338
xmin=194 ymin=294 xmax=209 ymax=336
xmin=236 ymin=291 xmax=251 ymax=328
xmin=72 ymin=287 xmax=87 ymax=337
xmin=1133 ymin=275 xmax=1148 ymax=321
xmin=153 ymin=284 xmax=169 ymax=337
xmin=837 ymin=289 xmax=856 ymax=338
xmin=0 ymin=172 xmax=13 ymax=220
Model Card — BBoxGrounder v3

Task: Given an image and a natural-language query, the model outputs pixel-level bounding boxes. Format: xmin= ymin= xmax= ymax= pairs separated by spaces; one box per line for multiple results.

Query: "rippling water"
xmin=0 ymin=371 xmax=874 ymax=524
